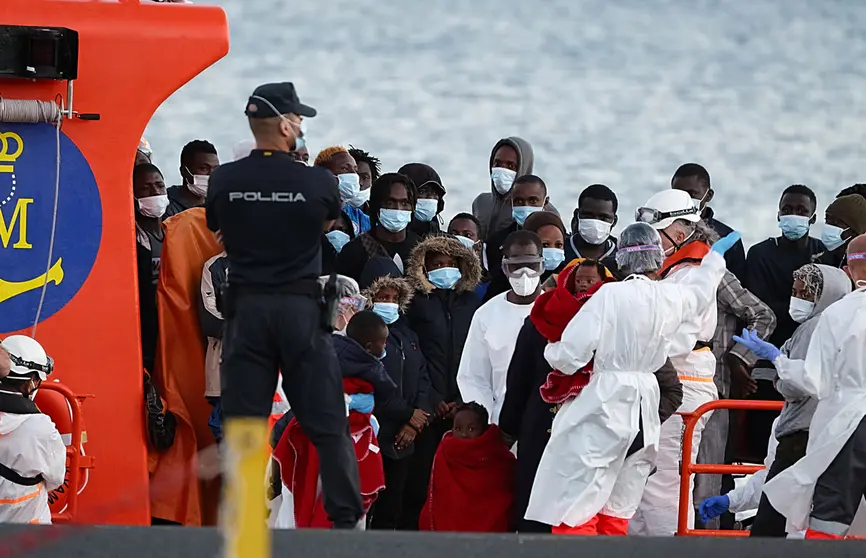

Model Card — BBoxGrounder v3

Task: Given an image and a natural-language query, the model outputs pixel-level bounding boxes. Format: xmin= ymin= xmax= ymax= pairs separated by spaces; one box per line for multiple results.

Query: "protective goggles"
xmin=7 ymin=353 xmax=54 ymax=380
xmin=635 ymin=205 xmax=698 ymax=226
xmin=501 ymin=255 xmax=544 ymax=278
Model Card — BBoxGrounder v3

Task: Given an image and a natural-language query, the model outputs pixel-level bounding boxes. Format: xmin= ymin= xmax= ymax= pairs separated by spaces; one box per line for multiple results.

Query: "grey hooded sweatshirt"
xmin=471 ymin=137 xmax=558 ymax=239
xmin=774 ymin=264 xmax=852 ymax=438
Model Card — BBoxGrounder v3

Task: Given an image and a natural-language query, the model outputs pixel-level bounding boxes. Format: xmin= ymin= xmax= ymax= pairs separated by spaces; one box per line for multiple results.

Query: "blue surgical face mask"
xmin=414 ymin=199 xmax=439 ymax=223
xmin=326 ymin=230 xmax=351 ymax=253
xmin=778 ymin=215 xmax=811 ymax=241
xmin=455 ymin=235 xmax=476 ymax=250
xmin=542 ymin=247 xmax=566 ymax=271
xmin=294 ymin=135 xmax=306 ymax=153
xmin=512 ymin=205 xmax=542 ymax=227
xmin=427 ymin=267 xmax=462 ymax=290
xmin=372 ymin=302 xmax=399 ymax=325
xmin=821 ymin=224 xmax=849 ymax=252
xmin=337 ymin=173 xmax=361 ymax=202
xmin=378 ymin=209 xmax=412 ymax=233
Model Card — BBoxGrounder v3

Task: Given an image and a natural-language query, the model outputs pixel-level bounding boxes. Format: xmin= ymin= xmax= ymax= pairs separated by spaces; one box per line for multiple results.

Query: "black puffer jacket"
xmin=361 ymin=261 xmax=433 ymax=459
xmin=405 ymin=236 xmax=482 ymax=406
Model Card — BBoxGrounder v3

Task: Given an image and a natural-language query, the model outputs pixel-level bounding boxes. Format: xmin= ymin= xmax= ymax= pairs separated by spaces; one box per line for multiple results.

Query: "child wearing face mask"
xmin=419 ymin=402 xmax=516 ymax=532
xmin=359 ymin=257 xmax=434 ymax=529
xmin=272 ymin=311 xmax=406 ymax=529
xmin=732 ymin=263 xmax=852 ymax=536
xmin=401 ymin=236 xmax=483 ymax=529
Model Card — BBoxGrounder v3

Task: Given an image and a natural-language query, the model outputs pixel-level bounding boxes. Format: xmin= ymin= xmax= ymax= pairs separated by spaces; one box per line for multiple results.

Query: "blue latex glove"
xmin=370 ymin=415 xmax=380 ymax=437
xmin=711 ymin=231 xmax=742 ymax=256
xmin=347 ymin=393 xmax=375 ymax=414
xmin=732 ymin=328 xmax=781 ymax=362
xmin=699 ymin=495 xmax=730 ymax=524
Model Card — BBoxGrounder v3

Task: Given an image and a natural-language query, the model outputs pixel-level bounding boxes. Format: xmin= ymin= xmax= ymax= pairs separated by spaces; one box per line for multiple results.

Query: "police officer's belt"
xmin=693 ymin=340 xmax=714 ymax=351
xmin=233 ymin=279 xmax=322 ymax=298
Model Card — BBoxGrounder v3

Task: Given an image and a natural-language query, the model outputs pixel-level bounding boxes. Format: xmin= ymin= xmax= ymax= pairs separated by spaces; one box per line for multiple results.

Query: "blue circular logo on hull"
xmin=0 ymin=123 xmax=103 ymax=333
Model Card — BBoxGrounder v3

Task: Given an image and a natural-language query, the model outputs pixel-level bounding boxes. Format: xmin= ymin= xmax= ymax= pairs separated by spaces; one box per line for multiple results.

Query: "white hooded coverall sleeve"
xmin=727 ymin=418 xmax=780 ymax=513
xmin=543 ymin=291 xmax=603 ymax=375
xmin=773 ymin=312 xmax=837 ymax=400
xmin=456 ymin=312 xmax=495 ymax=414
xmin=32 ymin=416 xmax=66 ymax=492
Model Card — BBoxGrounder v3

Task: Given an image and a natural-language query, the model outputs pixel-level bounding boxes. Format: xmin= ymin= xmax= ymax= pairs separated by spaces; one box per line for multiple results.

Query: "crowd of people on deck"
xmin=5 ymin=126 xmax=866 ymax=538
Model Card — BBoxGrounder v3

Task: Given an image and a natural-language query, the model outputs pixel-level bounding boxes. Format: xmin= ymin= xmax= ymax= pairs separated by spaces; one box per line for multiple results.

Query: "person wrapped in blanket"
xmin=419 ymin=402 xmax=517 ymax=532
xmin=272 ymin=310 xmax=415 ymax=528
xmin=498 ymin=258 xmax=684 ymax=533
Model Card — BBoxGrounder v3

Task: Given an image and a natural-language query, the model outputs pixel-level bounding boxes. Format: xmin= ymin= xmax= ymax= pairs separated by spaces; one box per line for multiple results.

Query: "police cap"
xmin=245 ymin=82 xmax=317 ymax=119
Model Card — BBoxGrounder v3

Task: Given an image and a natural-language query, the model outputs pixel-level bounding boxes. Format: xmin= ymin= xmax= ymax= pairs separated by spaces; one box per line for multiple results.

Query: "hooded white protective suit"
xmin=0 ymin=401 xmax=65 ymax=524
xmin=524 ymin=250 xmax=727 ymax=528
xmin=630 ymin=251 xmax=720 ymax=536
xmin=763 ymin=286 xmax=866 ymax=535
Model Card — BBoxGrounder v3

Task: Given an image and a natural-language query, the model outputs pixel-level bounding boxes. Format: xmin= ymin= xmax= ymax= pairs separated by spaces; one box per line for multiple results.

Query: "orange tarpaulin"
xmin=149 ymin=208 xmax=222 ymax=525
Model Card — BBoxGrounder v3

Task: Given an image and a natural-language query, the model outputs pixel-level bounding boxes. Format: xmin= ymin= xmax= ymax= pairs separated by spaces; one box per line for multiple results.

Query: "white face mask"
xmin=578 ymin=218 xmax=613 ymax=245
xmin=338 ymin=173 xmax=361 ymax=203
xmin=509 ymin=270 xmax=541 ymax=297
xmin=491 ymin=167 xmax=517 ymax=195
xmin=188 ymin=174 xmax=209 ymax=197
xmin=137 ymin=195 xmax=169 ymax=218
xmin=788 ymin=297 xmax=815 ymax=323
xmin=347 ymin=188 xmax=370 ymax=208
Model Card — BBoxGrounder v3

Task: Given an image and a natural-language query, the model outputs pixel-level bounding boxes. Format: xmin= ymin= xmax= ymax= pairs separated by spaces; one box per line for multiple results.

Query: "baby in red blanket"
xmin=420 ymin=402 xmax=516 ymax=532
xmin=533 ymin=260 xmax=615 ymax=405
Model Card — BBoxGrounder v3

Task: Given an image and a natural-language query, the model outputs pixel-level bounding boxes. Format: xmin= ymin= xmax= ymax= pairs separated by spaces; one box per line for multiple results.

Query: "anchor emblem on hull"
xmin=0 ymin=258 xmax=65 ymax=304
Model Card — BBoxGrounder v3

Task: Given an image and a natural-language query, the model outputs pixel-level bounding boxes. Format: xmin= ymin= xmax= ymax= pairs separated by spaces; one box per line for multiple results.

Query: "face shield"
xmin=501 ymin=254 xmax=545 ymax=278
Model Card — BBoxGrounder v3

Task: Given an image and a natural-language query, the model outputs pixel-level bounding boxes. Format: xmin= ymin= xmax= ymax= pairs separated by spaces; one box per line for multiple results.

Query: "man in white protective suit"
xmin=524 ymin=223 xmax=740 ymax=535
xmin=736 ymin=234 xmax=866 ymax=539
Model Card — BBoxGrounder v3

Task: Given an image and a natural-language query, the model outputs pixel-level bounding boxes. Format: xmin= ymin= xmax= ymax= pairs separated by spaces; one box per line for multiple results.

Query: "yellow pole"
xmin=222 ymin=417 xmax=270 ymax=558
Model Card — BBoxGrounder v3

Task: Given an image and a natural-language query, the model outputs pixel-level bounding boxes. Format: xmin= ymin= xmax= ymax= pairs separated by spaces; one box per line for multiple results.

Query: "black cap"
xmin=245 ymin=82 xmax=317 ymax=119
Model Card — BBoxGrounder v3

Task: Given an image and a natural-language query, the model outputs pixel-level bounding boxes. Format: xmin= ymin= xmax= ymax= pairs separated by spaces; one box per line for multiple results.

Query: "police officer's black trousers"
xmin=220 ymin=292 xmax=363 ymax=528
xmin=809 ymin=416 xmax=866 ymax=536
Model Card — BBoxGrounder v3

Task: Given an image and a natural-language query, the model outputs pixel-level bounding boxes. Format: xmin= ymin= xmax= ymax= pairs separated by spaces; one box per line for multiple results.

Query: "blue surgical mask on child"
xmin=326 ymin=230 xmax=351 ymax=253
xmin=372 ymin=302 xmax=399 ymax=325
xmin=542 ymin=247 xmax=566 ymax=271
xmin=379 ymin=209 xmax=412 ymax=233
xmin=427 ymin=267 xmax=462 ymax=290
xmin=778 ymin=215 xmax=811 ymax=241
xmin=512 ymin=205 xmax=542 ymax=227
xmin=378 ymin=348 xmax=387 ymax=360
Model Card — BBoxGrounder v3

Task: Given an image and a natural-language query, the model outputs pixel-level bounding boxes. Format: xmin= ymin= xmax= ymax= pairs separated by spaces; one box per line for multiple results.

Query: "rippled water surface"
xmin=145 ymin=0 xmax=866 ymax=246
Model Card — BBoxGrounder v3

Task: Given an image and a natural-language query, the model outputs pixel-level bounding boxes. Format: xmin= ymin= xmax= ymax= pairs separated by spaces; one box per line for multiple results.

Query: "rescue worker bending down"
xmin=0 ymin=336 xmax=65 ymax=525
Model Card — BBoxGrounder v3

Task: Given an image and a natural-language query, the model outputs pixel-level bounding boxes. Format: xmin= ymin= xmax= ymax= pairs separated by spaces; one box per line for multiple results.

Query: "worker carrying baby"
xmin=0 ymin=336 xmax=65 ymax=525
xmin=525 ymin=223 xmax=740 ymax=535
xmin=737 ymin=233 xmax=866 ymax=539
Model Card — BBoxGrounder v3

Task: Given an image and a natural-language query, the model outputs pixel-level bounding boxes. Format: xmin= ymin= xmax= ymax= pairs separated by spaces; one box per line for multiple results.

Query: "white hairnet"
xmin=615 ymin=223 xmax=665 ymax=275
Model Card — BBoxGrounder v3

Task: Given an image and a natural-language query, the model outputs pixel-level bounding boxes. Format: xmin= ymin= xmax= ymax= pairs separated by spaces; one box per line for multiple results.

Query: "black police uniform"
xmin=205 ymin=82 xmax=363 ymax=528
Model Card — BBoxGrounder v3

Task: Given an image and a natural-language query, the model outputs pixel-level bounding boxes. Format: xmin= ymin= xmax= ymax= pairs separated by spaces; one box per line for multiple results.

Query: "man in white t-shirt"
xmin=457 ymin=230 xmax=544 ymax=423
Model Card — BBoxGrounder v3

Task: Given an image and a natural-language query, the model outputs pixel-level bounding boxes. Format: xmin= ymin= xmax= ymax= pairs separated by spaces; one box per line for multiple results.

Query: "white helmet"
xmin=636 ymin=189 xmax=701 ymax=230
xmin=0 ymin=336 xmax=53 ymax=382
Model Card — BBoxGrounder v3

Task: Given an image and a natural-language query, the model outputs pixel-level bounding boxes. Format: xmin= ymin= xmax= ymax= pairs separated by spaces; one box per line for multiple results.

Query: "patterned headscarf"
xmin=793 ymin=263 xmax=823 ymax=302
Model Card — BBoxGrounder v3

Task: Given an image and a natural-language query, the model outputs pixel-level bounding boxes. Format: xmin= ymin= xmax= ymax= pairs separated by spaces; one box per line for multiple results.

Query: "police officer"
xmin=206 ymin=82 xmax=363 ymax=529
